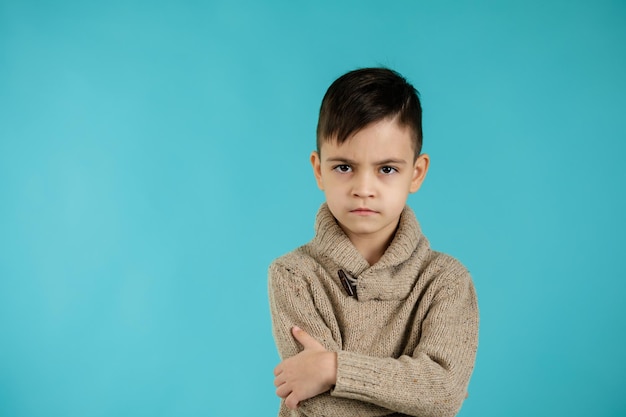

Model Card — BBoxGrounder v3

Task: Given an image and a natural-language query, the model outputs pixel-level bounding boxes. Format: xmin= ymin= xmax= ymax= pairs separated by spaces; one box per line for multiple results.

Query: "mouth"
xmin=350 ymin=208 xmax=378 ymax=215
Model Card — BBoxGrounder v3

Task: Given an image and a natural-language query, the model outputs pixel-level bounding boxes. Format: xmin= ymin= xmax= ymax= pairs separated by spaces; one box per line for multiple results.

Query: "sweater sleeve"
xmin=331 ymin=266 xmax=479 ymax=417
xmin=268 ymin=262 xmax=393 ymax=417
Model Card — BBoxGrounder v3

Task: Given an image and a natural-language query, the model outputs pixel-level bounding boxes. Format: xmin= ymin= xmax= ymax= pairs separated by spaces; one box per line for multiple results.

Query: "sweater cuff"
xmin=331 ymin=350 xmax=385 ymax=401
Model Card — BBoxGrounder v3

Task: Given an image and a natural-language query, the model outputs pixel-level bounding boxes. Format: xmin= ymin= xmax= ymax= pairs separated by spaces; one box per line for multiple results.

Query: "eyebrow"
xmin=325 ymin=157 xmax=408 ymax=165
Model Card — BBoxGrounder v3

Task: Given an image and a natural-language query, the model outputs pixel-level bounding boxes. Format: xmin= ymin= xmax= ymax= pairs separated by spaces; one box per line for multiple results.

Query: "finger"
xmin=273 ymin=364 xmax=282 ymax=377
xmin=274 ymin=373 xmax=285 ymax=387
xmin=292 ymin=326 xmax=322 ymax=349
xmin=284 ymin=392 xmax=300 ymax=410
xmin=275 ymin=383 xmax=291 ymax=399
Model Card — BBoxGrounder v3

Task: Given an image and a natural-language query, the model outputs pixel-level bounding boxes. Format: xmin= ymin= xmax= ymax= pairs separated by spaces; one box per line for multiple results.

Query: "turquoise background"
xmin=1 ymin=1 xmax=625 ymax=416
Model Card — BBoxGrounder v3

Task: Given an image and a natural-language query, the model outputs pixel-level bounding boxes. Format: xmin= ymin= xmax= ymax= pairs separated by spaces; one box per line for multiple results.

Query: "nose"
xmin=351 ymin=171 xmax=375 ymax=198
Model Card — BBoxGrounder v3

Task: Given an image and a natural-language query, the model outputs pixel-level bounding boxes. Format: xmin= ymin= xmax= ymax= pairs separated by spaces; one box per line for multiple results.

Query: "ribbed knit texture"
xmin=268 ymin=204 xmax=479 ymax=417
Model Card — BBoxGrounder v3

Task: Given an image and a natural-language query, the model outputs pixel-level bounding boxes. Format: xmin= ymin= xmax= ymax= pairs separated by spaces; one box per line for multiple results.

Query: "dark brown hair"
xmin=316 ymin=67 xmax=423 ymax=159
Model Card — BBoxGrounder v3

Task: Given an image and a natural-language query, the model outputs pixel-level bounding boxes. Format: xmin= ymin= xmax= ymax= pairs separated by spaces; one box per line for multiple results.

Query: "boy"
xmin=268 ymin=68 xmax=478 ymax=417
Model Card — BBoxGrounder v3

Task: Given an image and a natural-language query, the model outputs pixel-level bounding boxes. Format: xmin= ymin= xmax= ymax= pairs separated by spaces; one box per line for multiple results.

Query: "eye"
xmin=333 ymin=164 xmax=352 ymax=173
xmin=380 ymin=166 xmax=398 ymax=175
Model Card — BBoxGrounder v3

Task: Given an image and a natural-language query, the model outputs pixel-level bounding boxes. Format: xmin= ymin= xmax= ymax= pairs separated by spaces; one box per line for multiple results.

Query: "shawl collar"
xmin=310 ymin=203 xmax=431 ymax=301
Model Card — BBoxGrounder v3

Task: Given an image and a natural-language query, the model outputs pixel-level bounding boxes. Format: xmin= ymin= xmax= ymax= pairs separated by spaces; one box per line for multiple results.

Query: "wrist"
xmin=324 ymin=351 xmax=338 ymax=387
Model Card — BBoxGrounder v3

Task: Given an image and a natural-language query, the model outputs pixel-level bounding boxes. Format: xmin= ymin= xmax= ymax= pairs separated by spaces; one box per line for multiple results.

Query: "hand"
xmin=273 ymin=327 xmax=337 ymax=410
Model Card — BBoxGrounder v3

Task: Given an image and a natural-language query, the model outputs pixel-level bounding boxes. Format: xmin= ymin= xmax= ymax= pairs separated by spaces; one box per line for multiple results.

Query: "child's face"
xmin=311 ymin=118 xmax=429 ymax=248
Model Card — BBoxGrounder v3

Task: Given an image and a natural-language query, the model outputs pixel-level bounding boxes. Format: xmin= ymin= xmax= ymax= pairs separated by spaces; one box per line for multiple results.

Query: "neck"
xmin=343 ymin=224 xmax=398 ymax=266
xmin=356 ymin=241 xmax=388 ymax=266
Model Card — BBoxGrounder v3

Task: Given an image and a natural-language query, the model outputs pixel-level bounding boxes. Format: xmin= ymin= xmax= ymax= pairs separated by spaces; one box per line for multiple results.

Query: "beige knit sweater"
xmin=268 ymin=204 xmax=478 ymax=417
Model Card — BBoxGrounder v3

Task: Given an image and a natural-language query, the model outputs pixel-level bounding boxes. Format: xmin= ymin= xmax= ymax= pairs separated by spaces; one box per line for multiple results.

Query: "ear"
xmin=409 ymin=153 xmax=430 ymax=193
xmin=310 ymin=151 xmax=324 ymax=190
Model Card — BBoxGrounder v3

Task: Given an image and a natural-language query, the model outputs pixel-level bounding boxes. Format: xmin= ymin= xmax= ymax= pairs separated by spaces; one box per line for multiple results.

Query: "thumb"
xmin=292 ymin=326 xmax=322 ymax=350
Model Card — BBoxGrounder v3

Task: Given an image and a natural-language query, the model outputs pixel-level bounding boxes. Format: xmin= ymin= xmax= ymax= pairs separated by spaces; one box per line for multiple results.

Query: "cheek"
xmin=324 ymin=186 xmax=344 ymax=201
xmin=389 ymin=179 xmax=413 ymax=201
xmin=318 ymin=172 xmax=336 ymax=190
xmin=322 ymin=176 xmax=345 ymax=191
xmin=324 ymin=186 xmax=350 ymax=210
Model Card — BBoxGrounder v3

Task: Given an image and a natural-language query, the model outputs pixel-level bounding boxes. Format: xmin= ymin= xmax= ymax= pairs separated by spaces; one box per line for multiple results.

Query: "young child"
xmin=268 ymin=68 xmax=478 ymax=417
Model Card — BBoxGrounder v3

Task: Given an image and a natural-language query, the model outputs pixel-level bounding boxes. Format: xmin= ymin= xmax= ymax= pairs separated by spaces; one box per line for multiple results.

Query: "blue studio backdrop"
xmin=1 ymin=1 xmax=625 ymax=416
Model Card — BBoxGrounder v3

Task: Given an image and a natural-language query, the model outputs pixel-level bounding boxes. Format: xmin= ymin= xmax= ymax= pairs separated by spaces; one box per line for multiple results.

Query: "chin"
xmin=338 ymin=220 xmax=383 ymax=235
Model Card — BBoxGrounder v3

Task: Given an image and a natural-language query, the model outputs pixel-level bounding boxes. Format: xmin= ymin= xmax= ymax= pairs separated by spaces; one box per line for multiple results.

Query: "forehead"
xmin=320 ymin=119 xmax=415 ymax=161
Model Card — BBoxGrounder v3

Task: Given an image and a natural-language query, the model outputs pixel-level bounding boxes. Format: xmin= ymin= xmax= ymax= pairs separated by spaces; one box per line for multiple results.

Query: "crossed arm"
xmin=274 ymin=327 xmax=471 ymax=411
xmin=273 ymin=326 xmax=337 ymax=410
xmin=268 ymin=261 xmax=478 ymax=417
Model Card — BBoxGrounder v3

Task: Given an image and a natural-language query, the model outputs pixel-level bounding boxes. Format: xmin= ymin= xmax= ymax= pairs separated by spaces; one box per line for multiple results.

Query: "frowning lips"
xmin=350 ymin=207 xmax=379 ymax=215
